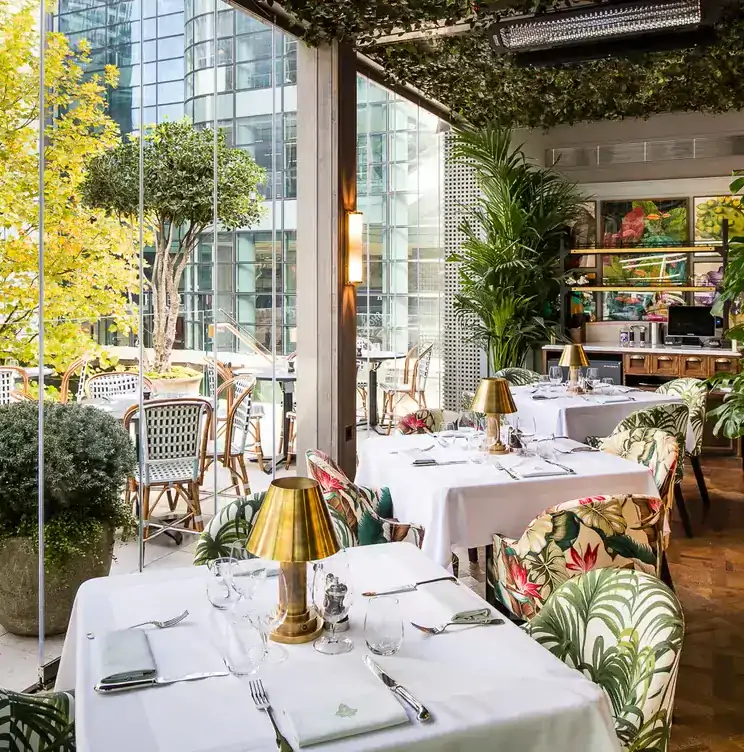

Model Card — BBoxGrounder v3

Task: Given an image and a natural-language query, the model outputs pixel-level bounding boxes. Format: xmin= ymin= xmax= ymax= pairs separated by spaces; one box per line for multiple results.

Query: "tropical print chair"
xmin=0 ymin=688 xmax=75 ymax=751
xmin=193 ymin=492 xmax=357 ymax=564
xmin=395 ymin=408 xmax=445 ymax=435
xmin=527 ymin=568 xmax=684 ymax=752
xmin=306 ymin=449 xmax=424 ymax=547
xmin=657 ymin=378 xmax=710 ymax=513
xmin=486 ymin=493 xmax=664 ymax=621
xmin=493 ymin=367 xmax=541 ymax=386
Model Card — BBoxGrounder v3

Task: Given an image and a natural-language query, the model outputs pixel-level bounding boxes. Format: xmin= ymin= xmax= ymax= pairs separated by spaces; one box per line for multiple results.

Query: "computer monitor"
xmin=667 ymin=305 xmax=716 ymax=338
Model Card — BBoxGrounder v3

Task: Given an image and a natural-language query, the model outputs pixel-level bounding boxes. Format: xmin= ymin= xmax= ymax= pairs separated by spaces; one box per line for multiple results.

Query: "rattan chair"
xmin=124 ymin=398 xmax=212 ymax=543
xmin=59 ymin=354 xmax=92 ymax=403
xmin=0 ymin=366 xmax=29 ymax=404
xmin=87 ymin=371 xmax=150 ymax=400
xmin=381 ymin=344 xmax=433 ymax=434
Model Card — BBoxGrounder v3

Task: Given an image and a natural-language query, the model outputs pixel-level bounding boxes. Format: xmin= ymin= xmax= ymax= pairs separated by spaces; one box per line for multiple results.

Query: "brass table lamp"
xmin=247 ymin=477 xmax=340 ymax=644
xmin=471 ymin=378 xmax=517 ymax=455
xmin=558 ymin=343 xmax=589 ymax=390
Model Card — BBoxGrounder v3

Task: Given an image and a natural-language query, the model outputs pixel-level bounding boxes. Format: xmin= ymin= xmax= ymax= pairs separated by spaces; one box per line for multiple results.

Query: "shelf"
xmin=570 ymin=286 xmax=714 ymax=292
xmin=569 ymin=246 xmax=719 ymax=255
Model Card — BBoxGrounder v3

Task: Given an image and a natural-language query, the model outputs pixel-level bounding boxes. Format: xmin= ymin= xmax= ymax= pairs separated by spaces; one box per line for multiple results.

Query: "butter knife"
xmin=544 ymin=458 xmax=576 ymax=474
xmin=362 ymin=575 xmax=456 ymax=598
xmin=364 ymin=655 xmax=431 ymax=722
xmin=95 ymin=670 xmax=229 ymax=694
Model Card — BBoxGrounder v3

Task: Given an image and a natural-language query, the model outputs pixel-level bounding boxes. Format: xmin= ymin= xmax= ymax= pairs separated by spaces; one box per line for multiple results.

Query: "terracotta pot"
xmin=0 ymin=525 xmax=114 ymax=636
xmin=149 ymin=374 xmax=203 ymax=397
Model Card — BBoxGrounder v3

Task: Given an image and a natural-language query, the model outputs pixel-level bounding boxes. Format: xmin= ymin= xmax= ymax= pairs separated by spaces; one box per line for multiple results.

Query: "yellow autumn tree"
xmin=0 ymin=0 xmax=139 ymax=371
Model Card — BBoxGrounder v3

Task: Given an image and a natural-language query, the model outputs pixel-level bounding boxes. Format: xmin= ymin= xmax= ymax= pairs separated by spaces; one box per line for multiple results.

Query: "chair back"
xmin=527 ymin=568 xmax=684 ymax=752
xmin=656 ymin=377 xmax=707 ymax=456
xmin=59 ymin=355 xmax=91 ymax=403
xmin=204 ymin=357 xmax=233 ymax=398
xmin=124 ymin=398 xmax=211 ymax=485
xmin=493 ymin=367 xmax=540 ymax=386
xmin=87 ymin=371 xmax=147 ymax=400
xmin=396 ymin=409 xmax=444 ymax=434
xmin=401 ymin=344 xmax=419 ymax=385
xmin=412 ymin=344 xmax=433 ymax=392
xmin=225 ymin=375 xmax=256 ymax=455
xmin=0 ymin=687 xmax=75 ymax=750
xmin=0 ymin=367 xmax=28 ymax=404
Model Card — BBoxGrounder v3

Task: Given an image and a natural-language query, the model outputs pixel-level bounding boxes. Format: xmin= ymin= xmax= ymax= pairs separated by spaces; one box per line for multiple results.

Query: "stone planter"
xmin=0 ymin=524 xmax=114 ymax=636
xmin=149 ymin=374 xmax=203 ymax=398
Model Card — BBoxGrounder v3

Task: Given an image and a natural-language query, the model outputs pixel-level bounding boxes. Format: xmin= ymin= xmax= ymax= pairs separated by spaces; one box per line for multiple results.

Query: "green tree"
xmin=0 ymin=0 xmax=139 ymax=370
xmin=82 ymin=118 xmax=266 ymax=374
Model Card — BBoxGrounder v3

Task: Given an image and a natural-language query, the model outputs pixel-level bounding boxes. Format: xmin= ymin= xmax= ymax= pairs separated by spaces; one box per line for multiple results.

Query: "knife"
xmin=543 ymin=458 xmax=576 ymax=474
xmin=364 ymin=655 xmax=432 ymax=722
xmin=362 ymin=575 xmax=457 ymax=598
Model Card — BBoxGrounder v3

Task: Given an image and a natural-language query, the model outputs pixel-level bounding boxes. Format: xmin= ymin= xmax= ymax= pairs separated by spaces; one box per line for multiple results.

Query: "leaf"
xmin=549 ymin=510 xmax=581 ymax=551
xmin=573 ymin=499 xmax=628 ymax=537
xmin=603 ymin=533 xmax=656 ymax=566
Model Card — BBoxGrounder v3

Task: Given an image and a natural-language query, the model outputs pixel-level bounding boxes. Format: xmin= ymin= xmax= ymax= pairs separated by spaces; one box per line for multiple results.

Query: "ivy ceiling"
xmin=268 ymin=0 xmax=744 ymax=129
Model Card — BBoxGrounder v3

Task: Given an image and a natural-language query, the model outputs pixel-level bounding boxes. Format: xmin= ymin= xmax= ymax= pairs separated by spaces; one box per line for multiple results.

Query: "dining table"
xmin=55 ymin=542 xmax=621 ymax=752
xmin=509 ymin=385 xmax=693 ymax=452
xmin=358 ymin=350 xmax=408 ymax=432
xmin=355 ymin=434 xmax=660 ymax=568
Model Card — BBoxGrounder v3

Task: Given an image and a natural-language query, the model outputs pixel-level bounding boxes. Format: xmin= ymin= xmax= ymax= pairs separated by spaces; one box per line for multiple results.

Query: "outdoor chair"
xmin=381 ymin=343 xmax=433 ymax=433
xmin=493 ymin=367 xmax=541 ymax=386
xmin=59 ymin=354 xmax=92 ymax=404
xmin=0 ymin=687 xmax=75 ymax=751
xmin=0 ymin=366 xmax=29 ymax=404
xmin=86 ymin=371 xmax=150 ymax=401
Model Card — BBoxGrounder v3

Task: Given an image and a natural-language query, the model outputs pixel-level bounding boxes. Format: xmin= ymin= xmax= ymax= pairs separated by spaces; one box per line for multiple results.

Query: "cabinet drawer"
xmin=680 ymin=355 xmax=707 ymax=378
xmin=624 ymin=353 xmax=650 ymax=375
xmin=709 ymin=356 xmax=739 ymax=376
xmin=652 ymin=355 xmax=679 ymax=377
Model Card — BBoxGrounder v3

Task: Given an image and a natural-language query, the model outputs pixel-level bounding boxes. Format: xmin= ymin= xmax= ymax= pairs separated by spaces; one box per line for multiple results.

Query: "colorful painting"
xmin=601 ymin=198 xmax=688 ymax=248
xmin=694 ymin=195 xmax=744 ymax=244
xmin=569 ymin=201 xmax=597 ymax=249
xmin=603 ymin=291 xmax=686 ymax=322
xmin=602 ymin=252 xmax=687 ymax=287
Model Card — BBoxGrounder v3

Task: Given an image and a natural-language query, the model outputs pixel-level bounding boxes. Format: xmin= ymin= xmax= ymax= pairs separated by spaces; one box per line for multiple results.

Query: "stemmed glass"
xmin=312 ymin=552 xmax=354 ymax=655
xmin=586 ymin=367 xmax=600 ymax=390
xmin=206 ymin=557 xmax=240 ymax=611
xmin=514 ymin=415 xmax=537 ymax=456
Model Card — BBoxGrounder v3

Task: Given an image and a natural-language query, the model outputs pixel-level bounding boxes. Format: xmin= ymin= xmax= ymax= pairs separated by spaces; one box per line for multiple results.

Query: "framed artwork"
xmin=569 ymin=201 xmax=597 ymax=249
xmin=601 ymin=252 xmax=687 ymax=287
xmin=603 ymin=291 xmax=686 ymax=322
xmin=693 ymin=195 xmax=744 ymax=244
xmin=601 ymin=198 xmax=689 ymax=248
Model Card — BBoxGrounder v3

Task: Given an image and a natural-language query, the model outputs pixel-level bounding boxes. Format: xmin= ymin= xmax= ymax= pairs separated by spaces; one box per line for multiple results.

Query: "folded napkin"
xmin=531 ymin=394 xmax=561 ymax=400
xmin=593 ymin=395 xmax=634 ymax=404
xmin=517 ymin=462 xmax=572 ymax=478
xmin=282 ymin=686 xmax=409 ymax=747
xmin=552 ymin=438 xmax=596 ymax=454
xmin=96 ymin=629 xmax=157 ymax=691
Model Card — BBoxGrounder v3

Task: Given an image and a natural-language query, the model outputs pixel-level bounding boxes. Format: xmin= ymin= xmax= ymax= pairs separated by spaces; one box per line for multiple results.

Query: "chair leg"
xmin=141 ymin=485 xmax=151 ymax=541
xmin=468 ymin=547 xmax=479 ymax=567
xmin=690 ymin=455 xmax=711 ymax=517
xmin=190 ymin=481 xmax=204 ymax=533
xmin=674 ymin=484 xmax=693 ymax=538
xmin=251 ymin=418 xmax=265 ymax=472
xmin=661 ymin=553 xmax=675 ymax=592
xmin=237 ymin=454 xmax=251 ymax=495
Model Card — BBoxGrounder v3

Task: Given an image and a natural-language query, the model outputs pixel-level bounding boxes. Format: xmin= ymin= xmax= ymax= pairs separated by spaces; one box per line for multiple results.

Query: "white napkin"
xmin=517 ymin=462 xmax=572 ymax=478
xmin=593 ymin=395 xmax=635 ymax=404
xmin=552 ymin=438 xmax=596 ymax=453
xmin=282 ymin=686 xmax=409 ymax=747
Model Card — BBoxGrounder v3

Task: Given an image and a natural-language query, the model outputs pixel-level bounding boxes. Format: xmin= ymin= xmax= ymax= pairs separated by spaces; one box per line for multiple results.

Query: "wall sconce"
xmin=346 ymin=210 xmax=364 ymax=285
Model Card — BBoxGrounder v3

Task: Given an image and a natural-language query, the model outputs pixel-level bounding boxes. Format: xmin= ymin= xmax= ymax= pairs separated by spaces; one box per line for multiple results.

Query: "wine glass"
xmin=549 ymin=365 xmax=562 ymax=387
xmin=206 ymin=557 xmax=239 ymax=610
xmin=248 ymin=568 xmax=288 ymax=664
xmin=227 ymin=546 xmax=268 ymax=602
xmin=312 ymin=552 xmax=353 ymax=655
xmin=586 ymin=367 xmax=600 ymax=389
xmin=364 ymin=597 xmax=404 ymax=656
xmin=516 ymin=416 xmax=537 ymax=455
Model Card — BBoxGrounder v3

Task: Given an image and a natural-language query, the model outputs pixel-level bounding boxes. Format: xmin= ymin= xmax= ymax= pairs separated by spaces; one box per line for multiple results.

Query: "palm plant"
xmin=448 ymin=124 xmax=587 ymax=371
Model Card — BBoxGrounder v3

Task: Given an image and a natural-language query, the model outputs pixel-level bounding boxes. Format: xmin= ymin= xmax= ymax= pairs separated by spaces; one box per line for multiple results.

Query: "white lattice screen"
xmin=443 ymin=133 xmax=485 ymax=410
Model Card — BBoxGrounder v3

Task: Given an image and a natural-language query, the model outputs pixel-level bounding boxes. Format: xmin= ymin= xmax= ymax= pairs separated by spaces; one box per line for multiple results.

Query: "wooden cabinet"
xmin=709 ymin=355 xmax=738 ymax=376
xmin=624 ymin=353 xmax=650 ymax=375
xmin=680 ymin=355 xmax=707 ymax=378
xmin=652 ymin=354 xmax=679 ymax=377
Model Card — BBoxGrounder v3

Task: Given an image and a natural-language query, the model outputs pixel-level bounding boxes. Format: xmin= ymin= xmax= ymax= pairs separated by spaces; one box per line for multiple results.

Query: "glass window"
xmin=158 ymin=13 xmax=184 ymax=39
xmin=158 ymin=57 xmax=184 ymax=82
xmin=157 ymin=81 xmax=183 ymax=104
xmin=236 ymin=31 xmax=272 ymax=62
xmin=158 ymin=35 xmax=183 ymax=60
xmin=236 ymin=60 xmax=272 ymax=90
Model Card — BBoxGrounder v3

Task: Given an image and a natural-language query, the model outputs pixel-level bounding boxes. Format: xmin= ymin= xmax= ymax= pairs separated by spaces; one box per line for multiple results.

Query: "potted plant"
xmin=82 ymin=118 xmax=266 ymax=391
xmin=0 ymin=401 xmax=136 ymax=636
xmin=448 ymin=123 xmax=587 ymax=371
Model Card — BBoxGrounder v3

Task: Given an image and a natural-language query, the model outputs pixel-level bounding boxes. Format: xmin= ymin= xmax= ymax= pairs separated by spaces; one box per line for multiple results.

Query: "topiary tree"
xmin=82 ymin=118 xmax=266 ymax=374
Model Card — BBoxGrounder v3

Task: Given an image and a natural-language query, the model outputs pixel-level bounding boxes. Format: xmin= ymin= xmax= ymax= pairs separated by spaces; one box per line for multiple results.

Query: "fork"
xmin=249 ymin=679 xmax=293 ymax=752
xmin=127 ymin=610 xmax=189 ymax=630
xmin=410 ymin=615 xmax=504 ymax=635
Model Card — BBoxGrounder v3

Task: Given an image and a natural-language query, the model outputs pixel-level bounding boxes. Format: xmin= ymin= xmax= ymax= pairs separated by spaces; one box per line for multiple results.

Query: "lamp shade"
xmin=470 ymin=378 xmax=517 ymax=415
xmin=558 ymin=343 xmax=589 ymax=368
xmin=247 ymin=477 xmax=340 ymax=562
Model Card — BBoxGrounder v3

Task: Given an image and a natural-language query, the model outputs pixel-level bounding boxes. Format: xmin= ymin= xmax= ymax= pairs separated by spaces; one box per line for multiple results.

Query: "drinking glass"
xmin=365 ymin=597 xmax=404 ymax=656
xmin=227 ymin=544 xmax=268 ymax=601
xmin=536 ymin=374 xmax=551 ymax=393
xmin=312 ymin=552 xmax=354 ymax=655
xmin=206 ymin=557 xmax=239 ymax=610
xmin=223 ymin=611 xmax=265 ymax=677
xmin=601 ymin=377 xmax=614 ymax=393
xmin=549 ymin=365 xmax=562 ymax=387
xmin=248 ymin=568 xmax=288 ymax=664
xmin=536 ymin=437 xmax=556 ymax=463
xmin=586 ymin=367 xmax=600 ymax=388
xmin=516 ymin=416 xmax=537 ymax=455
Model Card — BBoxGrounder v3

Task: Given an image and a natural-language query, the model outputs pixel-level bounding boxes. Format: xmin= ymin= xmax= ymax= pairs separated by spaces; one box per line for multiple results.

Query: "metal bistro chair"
xmin=0 ymin=366 xmax=29 ymax=404
xmin=87 ymin=371 xmax=150 ymax=400
xmin=382 ymin=344 xmax=433 ymax=434
xmin=124 ymin=398 xmax=212 ymax=544
xmin=204 ymin=375 xmax=257 ymax=497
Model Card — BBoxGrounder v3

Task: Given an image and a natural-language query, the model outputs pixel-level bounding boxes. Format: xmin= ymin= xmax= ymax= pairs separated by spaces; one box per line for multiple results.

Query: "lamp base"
xmin=488 ymin=441 xmax=510 ymax=455
xmin=270 ymin=561 xmax=325 ymax=644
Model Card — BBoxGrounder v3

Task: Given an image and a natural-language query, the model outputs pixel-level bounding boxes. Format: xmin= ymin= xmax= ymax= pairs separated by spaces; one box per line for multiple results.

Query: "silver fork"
xmin=127 ymin=610 xmax=189 ymax=630
xmin=411 ymin=615 xmax=504 ymax=635
xmin=250 ymin=680 xmax=293 ymax=752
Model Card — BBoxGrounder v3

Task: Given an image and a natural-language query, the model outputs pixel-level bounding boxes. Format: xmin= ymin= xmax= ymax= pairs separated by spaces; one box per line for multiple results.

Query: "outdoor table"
xmin=355 ymin=434 xmax=659 ymax=567
xmin=56 ymin=542 xmax=620 ymax=752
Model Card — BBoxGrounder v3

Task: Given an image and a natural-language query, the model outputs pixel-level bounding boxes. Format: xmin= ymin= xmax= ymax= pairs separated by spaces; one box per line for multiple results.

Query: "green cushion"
xmin=0 ymin=689 xmax=75 ymax=751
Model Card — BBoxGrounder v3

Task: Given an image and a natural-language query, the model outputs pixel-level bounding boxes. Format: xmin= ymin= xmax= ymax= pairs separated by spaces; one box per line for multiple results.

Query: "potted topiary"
xmin=0 ymin=401 xmax=136 ymax=636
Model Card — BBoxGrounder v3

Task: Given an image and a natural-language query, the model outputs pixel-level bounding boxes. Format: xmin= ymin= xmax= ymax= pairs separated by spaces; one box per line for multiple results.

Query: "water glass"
xmin=249 ymin=569 xmax=288 ymax=664
xmin=601 ymin=377 xmax=614 ymax=393
xmin=586 ymin=368 xmax=600 ymax=388
xmin=536 ymin=437 xmax=556 ymax=463
xmin=224 ymin=612 xmax=265 ymax=677
xmin=548 ymin=365 xmax=562 ymax=387
xmin=365 ymin=597 xmax=404 ymax=656
xmin=206 ymin=557 xmax=239 ymax=610
xmin=536 ymin=374 xmax=551 ymax=393
xmin=515 ymin=416 xmax=537 ymax=455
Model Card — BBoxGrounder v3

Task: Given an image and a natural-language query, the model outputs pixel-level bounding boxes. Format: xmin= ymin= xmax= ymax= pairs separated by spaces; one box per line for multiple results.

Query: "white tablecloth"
xmin=355 ymin=436 xmax=659 ymax=567
xmin=510 ymin=387 xmax=694 ymax=452
xmin=56 ymin=543 xmax=620 ymax=752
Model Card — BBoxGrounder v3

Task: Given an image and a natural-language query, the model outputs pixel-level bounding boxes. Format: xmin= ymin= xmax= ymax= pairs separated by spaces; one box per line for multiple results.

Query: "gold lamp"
xmin=558 ymin=343 xmax=589 ymax=390
xmin=247 ymin=477 xmax=340 ymax=644
xmin=471 ymin=378 xmax=517 ymax=455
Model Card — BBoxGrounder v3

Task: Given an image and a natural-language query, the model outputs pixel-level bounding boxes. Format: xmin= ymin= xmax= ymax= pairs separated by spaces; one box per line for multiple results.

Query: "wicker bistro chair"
xmin=526 ymin=569 xmax=684 ymax=752
xmin=59 ymin=354 xmax=92 ymax=404
xmin=204 ymin=357 xmax=234 ymax=423
xmin=124 ymin=398 xmax=212 ymax=543
xmin=204 ymin=375 xmax=257 ymax=496
xmin=381 ymin=344 xmax=433 ymax=434
xmin=0 ymin=366 xmax=29 ymax=404
xmin=0 ymin=686 xmax=75 ymax=751
xmin=657 ymin=377 xmax=710 ymax=513
xmin=87 ymin=371 xmax=151 ymax=400
xmin=493 ymin=367 xmax=541 ymax=386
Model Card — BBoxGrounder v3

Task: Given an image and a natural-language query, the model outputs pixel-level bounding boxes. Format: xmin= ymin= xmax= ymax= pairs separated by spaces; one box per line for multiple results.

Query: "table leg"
xmin=368 ymin=366 xmax=380 ymax=427
xmin=263 ymin=383 xmax=294 ymax=475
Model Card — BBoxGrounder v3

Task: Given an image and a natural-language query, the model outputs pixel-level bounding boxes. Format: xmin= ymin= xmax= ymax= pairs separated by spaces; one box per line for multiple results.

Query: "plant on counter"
xmin=447 ymin=123 xmax=586 ymax=372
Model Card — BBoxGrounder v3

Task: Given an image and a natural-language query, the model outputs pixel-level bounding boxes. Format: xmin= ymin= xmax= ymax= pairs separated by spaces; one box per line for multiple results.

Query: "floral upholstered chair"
xmin=0 ymin=688 xmax=75 ymax=751
xmin=527 ymin=568 xmax=684 ymax=752
xmin=656 ymin=378 xmax=709 ymax=512
xmin=493 ymin=367 xmax=540 ymax=386
xmin=395 ymin=408 xmax=445 ymax=435
xmin=306 ymin=449 xmax=424 ymax=547
xmin=486 ymin=493 xmax=665 ymax=621
xmin=193 ymin=491 xmax=356 ymax=565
